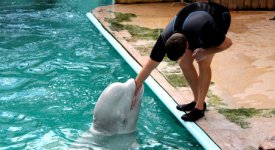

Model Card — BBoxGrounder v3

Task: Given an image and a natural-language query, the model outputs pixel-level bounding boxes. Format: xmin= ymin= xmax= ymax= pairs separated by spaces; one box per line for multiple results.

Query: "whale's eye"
xmin=123 ymin=119 xmax=127 ymax=124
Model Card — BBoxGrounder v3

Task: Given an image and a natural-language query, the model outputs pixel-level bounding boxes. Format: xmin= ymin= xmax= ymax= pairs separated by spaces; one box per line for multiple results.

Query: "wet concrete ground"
xmin=213 ymin=11 xmax=275 ymax=109
xmin=92 ymin=2 xmax=275 ymax=149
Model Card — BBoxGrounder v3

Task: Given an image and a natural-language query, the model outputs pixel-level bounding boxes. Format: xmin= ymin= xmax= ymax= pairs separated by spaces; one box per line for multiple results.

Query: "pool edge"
xmin=86 ymin=12 xmax=221 ymax=150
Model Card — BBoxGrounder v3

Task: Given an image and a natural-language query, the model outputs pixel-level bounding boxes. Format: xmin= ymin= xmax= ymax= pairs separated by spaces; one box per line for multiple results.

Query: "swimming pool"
xmin=0 ymin=0 xmax=203 ymax=149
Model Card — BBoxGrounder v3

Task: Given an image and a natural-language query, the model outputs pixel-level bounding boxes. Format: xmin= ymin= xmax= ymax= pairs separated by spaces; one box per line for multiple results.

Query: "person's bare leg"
xmin=195 ymin=54 xmax=214 ymax=110
xmin=180 ymin=54 xmax=215 ymax=121
xmin=179 ymin=49 xmax=199 ymax=102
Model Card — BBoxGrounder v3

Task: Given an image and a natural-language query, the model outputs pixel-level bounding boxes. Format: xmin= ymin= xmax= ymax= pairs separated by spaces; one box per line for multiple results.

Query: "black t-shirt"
xmin=150 ymin=2 xmax=231 ymax=62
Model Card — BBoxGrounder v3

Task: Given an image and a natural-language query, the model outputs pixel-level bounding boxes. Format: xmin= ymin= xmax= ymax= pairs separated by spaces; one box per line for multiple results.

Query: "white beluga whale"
xmin=92 ymin=78 xmax=144 ymax=135
xmin=71 ymin=78 xmax=144 ymax=149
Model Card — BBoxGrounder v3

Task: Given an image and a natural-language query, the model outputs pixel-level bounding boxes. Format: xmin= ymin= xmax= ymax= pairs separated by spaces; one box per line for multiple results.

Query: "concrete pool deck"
xmin=91 ymin=2 xmax=275 ymax=149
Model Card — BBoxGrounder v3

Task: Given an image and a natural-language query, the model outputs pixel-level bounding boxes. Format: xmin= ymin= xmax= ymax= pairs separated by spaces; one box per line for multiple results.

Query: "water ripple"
xmin=0 ymin=77 xmax=30 ymax=91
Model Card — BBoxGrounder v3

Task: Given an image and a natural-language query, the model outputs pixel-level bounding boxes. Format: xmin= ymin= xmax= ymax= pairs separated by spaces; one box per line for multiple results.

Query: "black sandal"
xmin=181 ymin=108 xmax=205 ymax=121
xmin=176 ymin=101 xmax=206 ymax=111
xmin=176 ymin=101 xmax=196 ymax=111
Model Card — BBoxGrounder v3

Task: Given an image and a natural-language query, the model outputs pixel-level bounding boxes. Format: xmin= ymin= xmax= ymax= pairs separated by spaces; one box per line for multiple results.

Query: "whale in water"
xmin=71 ymin=78 xmax=144 ymax=149
xmin=91 ymin=78 xmax=144 ymax=135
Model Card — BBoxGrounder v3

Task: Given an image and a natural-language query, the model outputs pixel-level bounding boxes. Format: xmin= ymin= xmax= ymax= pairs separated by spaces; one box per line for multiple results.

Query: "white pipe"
xmin=86 ymin=12 xmax=220 ymax=150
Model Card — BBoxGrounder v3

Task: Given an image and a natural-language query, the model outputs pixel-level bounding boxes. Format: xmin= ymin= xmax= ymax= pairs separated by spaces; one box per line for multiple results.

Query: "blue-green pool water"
xmin=0 ymin=0 xmax=203 ymax=149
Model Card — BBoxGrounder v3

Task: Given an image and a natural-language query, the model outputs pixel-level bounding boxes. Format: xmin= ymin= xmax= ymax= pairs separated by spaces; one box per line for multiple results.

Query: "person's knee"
xmin=198 ymin=61 xmax=212 ymax=71
xmin=179 ymin=58 xmax=193 ymax=71
xmin=197 ymin=54 xmax=214 ymax=69
xmin=179 ymin=50 xmax=194 ymax=70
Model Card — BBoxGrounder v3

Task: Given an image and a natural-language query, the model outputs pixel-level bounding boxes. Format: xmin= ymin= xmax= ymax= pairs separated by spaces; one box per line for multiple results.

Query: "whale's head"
xmin=92 ymin=78 xmax=144 ymax=136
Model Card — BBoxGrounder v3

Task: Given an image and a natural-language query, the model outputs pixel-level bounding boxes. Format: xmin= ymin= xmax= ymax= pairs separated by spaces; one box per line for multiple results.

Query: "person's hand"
xmin=192 ymin=48 xmax=207 ymax=62
xmin=130 ymin=80 xmax=142 ymax=110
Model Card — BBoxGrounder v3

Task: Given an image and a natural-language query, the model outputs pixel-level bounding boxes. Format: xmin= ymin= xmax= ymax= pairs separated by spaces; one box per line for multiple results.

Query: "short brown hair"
xmin=165 ymin=33 xmax=187 ymax=61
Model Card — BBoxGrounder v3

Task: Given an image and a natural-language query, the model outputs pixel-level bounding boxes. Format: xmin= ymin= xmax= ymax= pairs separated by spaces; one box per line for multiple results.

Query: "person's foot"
xmin=176 ymin=101 xmax=206 ymax=111
xmin=176 ymin=101 xmax=196 ymax=111
xmin=181 ymin=108 xmax=205 ymax=122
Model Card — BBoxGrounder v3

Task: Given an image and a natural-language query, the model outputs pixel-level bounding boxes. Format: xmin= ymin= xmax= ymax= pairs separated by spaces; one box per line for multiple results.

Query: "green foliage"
xmin=105 ymin=12 xmax=162 ymax=41
xmin=218 ymin=108 xmax=262 ymax=128
xmin=134 ymin=45 xmax=153 ymax=56
xmin=126 ymin=25 xmax=162 ymax=41
xmin=165 ymin=74 xmax=188 ymax=87
xmin=262 ymin=109 xmax=275 ymax=118
xmin=270 ymin=109 xmax=275 ymax=114
xmin=207 ymin=90 xmax=223 ymax=107
xmin=105 ymin=12 xmax=136 ymax=23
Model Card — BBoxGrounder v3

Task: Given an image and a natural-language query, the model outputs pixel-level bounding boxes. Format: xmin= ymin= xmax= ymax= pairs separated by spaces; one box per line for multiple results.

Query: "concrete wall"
xmin=115 ymin=0 xmax=275 ymax=10
xmin=115 ymin=0 xmax=177 ymax=4
xmin=187 ymin=0 xmax=275 ymax=10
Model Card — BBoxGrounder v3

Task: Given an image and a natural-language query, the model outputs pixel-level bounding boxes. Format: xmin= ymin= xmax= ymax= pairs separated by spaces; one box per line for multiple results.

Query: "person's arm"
xmin=131 ymin=58 xmax=160 ymax=109
xmin=135 ymin=58 xmax=160 ymax=89
xmin=192 ymin=36 xmax=232 ymax=62
xmin=206 ymin=36 xmax=232 ymax=54
xmin=135 ymin=35 xmax=165 ymax=87
xmin=131 ymin=33 xmax=165 ymax=109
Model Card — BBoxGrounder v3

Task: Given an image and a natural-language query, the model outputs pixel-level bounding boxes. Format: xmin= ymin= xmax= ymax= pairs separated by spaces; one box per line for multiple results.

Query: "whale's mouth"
xmin=125 ymin=79 xmax=144 ymax=111
xmin=125 ymin=78 xmax=137 ymax=102
xmin=136 ymin=85 xmax=144 ymax=98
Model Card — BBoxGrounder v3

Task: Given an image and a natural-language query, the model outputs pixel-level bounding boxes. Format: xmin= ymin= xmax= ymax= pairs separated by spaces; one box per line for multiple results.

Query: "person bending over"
xmin=132 ymin=2 xmax=232 ymax=121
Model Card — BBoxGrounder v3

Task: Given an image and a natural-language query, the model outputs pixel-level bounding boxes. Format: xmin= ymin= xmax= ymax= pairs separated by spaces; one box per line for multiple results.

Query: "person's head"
xmin=165 ymin=33 xmax=187 ymax=61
